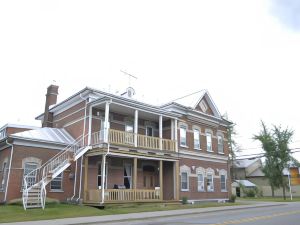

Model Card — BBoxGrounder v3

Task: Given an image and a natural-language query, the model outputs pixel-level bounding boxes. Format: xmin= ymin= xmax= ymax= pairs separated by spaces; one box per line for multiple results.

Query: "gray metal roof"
xmin=233 ymin=158 xmax=260 ymax=168
xmin=11 ymin=128 xmax=75 ymax=145
xmin=235 ymin=180 xmax=256 ymax=187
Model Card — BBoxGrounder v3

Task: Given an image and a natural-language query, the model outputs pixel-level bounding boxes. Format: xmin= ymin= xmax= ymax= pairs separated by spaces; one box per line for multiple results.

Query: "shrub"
xmin=181 ymin=196 xmax=188 ymax=204
xmin=245 ymin=189 xmax=256 ymax=197
xmin=229 ymin=194 xmax=236 ymax=203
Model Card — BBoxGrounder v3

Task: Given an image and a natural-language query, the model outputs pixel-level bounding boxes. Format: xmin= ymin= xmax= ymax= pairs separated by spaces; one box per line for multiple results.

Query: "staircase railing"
xmin=22 ymin=133 xmax=89 ymax=209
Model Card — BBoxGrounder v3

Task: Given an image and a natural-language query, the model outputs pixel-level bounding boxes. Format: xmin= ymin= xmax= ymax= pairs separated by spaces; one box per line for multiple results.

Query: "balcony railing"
xmin=111 ymin=129 xmax=176 ymax=151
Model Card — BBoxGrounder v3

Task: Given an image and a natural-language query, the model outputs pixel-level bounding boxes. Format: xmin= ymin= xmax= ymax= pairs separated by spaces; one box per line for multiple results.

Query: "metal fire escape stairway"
xmin=22 ymin=134 xmax=91 ymax=209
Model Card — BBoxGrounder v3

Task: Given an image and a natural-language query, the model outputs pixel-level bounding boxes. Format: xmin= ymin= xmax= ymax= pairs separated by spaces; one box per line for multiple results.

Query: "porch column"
xmin=88 ymin=106 xmax=92 ymax=145
xmin=133 ymin=157 xmax=137 ymax=201
xmin=174 ymin=160 xmax=180 ymax=201
xmin=83 ymin=156 xmax=89 ymax=202
xmin=159 ymin=160 xmax=163 ymax=201
xmin=101 ymin=155 xmax=107 ymax=204
xmin=174 ymin=119 xmax=178 ymax=152
xmin=104 ymin=101 xmax=110 ymax=143
xmin=159 ymin=115 xmax=163 ymax=150
xmin=134 ymin=110 xmax=138 ymax=147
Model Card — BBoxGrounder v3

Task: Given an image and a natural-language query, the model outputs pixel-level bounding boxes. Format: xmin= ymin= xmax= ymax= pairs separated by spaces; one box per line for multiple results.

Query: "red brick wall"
xmin=179 ymin=158 xmax=231 ymax=200
xmin=6 ymin=145 xmax=76 ymax=202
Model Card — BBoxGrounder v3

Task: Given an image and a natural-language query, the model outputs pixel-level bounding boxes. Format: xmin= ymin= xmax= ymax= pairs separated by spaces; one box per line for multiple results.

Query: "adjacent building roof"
xmin=235 ymin=180 xmax=257 ymax=187
xmin=11 ymin=128 xmax=75 ymax=145
xmin=233 ymin=158 xmax=260 ymax=168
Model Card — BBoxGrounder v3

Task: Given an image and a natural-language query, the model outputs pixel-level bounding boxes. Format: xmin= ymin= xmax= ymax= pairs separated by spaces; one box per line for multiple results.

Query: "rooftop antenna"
xmin=120 ymin=70 xmax=138 ymax=87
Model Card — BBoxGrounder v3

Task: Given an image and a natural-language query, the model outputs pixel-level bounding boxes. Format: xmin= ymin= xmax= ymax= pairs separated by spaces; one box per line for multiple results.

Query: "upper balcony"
xmin=87 ymin=96 xmax=179 ymax=153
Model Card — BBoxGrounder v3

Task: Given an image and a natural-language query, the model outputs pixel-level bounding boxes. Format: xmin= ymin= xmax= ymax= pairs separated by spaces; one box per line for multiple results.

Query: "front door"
xmin=143 ymin=172 xmax=155 ymax=189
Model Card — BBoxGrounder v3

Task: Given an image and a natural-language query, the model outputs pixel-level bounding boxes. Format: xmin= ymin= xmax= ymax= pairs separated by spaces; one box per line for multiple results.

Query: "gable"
xmin=195 ymin=98 xmax=214 ymax=115
xmin=193 ymin=91 xmax=221 ymax=118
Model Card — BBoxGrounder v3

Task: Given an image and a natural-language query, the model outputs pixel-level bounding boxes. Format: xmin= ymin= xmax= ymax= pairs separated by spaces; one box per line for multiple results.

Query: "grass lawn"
xmin=0 ymin=202 xmax=240 ymax=223
xmin=238 ymin=197 xmax=300 ymax=202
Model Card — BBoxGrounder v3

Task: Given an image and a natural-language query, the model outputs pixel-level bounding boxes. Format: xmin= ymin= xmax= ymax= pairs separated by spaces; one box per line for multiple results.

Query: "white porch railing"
xmin=86 ymin=189 xmax=161 ymax=203
xmin=91 ymin=129 xmax=176 ymax=151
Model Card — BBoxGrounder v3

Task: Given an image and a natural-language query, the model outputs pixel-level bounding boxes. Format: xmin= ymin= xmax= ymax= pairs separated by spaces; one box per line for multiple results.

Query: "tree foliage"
xmin=254 ymin=121 xmax=297 ymax=199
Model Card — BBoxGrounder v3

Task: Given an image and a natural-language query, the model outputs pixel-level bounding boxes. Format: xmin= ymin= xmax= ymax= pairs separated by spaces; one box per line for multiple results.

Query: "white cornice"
xmin=179 ymin=149 xmax=228 ymax=163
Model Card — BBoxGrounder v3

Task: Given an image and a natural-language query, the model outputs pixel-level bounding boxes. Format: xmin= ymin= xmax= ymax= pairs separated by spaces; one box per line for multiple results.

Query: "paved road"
xmin=98 ymin=202 xmax=300 ymax=225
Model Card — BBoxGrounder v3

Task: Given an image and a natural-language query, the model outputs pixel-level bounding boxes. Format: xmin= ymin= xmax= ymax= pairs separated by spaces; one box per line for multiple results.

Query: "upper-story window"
xmin=194 ymin=129 xmax=200 ymax=150
xmin=199 ymin=100 xmax=208 ymax=113
xmin=0 ymin=130 xmax=6 ymax=140
xmin=206 ymin=132 xmax=212 ymax=152
xmin=218 ymin=135 xmax=224 ymax=154
xmin=180 ymin=126 xmax=187 ymax=147
xmin=146 ymin=126 xmax=153 ymax=137
xmin=125 ymin=123 xmax=134 ymax=144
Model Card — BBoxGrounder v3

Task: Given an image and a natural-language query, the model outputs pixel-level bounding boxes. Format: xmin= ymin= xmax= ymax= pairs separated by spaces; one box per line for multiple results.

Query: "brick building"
xmin=0 ymin=85 xmax=232 ymax=209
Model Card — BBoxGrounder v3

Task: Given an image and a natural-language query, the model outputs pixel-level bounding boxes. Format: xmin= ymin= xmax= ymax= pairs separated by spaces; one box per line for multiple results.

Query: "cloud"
xmin=271 ymin=0 xmax=300 ymax=31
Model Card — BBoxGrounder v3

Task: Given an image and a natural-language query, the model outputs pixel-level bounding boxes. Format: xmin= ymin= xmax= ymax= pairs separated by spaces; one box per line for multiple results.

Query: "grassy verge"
xmin=0 ymin=202 xmax=241 ymax=223
xmin=238 ymin=197 xmax=300 ymax=202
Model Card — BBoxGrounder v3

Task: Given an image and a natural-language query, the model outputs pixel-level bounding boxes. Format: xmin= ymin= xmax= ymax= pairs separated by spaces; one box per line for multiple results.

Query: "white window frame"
xmin=1 ymin=162 xmax=7 ymax=191
xmin=125 ymin=123 xmax=134 ymax=145
xmin=217 ymin=134 xmax=224 ymax=154
xmin=197 ymin=172 xmax=205 ymax=192
xmin=206 ymin=173 xmax=214 ymax=192
xmin=97 ymin=162 xmax=108 ymax=189
xmin=220 ymin=174 xmax=227 ymax=192
xmin=180 ymin=126 xmax=187 ymax=147
xmin=193 ymin=129 xmax=201 ymax=150
xmin=181 ymin=172 xmax=189 ymax=191
xmin=124 ymin=163 xmax=132 ymax=189
xmin=23 ymin=162 xmax=39 ymax=188
xmin=50 ymin=173 xmax=63 ymax=191
xmin=206 ymin=132 xmax=212 ymax=152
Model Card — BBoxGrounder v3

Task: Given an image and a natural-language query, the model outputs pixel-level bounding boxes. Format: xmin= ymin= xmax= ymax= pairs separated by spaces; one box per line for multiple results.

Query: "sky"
xmin=1 ymin=0 xmax=300 ymax=160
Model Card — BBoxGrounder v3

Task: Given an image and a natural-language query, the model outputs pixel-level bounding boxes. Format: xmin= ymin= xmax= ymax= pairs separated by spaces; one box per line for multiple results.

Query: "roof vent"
xmin=121 ymin=87 xmax=135 ymax=98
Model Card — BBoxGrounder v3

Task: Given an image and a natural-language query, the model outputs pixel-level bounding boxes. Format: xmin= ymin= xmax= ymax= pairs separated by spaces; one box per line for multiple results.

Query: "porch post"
xmin=104 ymin=101 xmax=110 ymax=143
xmin=159 ymin=115 xmax=163 ymax=150
xmin=159 ymin=160 xmax=163 ymax=201
xmin=88 ymin=106 xmax=92 ymax=145
xmin=174 ymin=119 xmax=178 ymax=152
xmin=101 ymin=155 xmax=106 ymax=204
xmin=133 ymin=157 xmax=137 ymax=200
xmin=134 ymin=110 xmax=138 ymax=147
xmin=175 ymin=160 xmax=180 ymax=201
xmin=83 ymin=156 xmax=89 ymax=202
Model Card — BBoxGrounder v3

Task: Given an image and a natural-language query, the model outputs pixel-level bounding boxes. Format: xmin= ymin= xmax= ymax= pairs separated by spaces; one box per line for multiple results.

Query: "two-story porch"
xmin=82 ymin=96 xmax=180 ymax=204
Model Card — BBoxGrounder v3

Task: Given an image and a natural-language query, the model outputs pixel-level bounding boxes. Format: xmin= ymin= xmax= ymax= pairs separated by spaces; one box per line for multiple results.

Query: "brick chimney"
xmin=42 ymin=84 xmax=59 ymax=127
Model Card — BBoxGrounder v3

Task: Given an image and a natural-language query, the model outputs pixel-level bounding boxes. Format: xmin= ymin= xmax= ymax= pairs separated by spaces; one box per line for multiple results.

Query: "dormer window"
xmin=199 ymin=100 xmax=208 ymax=113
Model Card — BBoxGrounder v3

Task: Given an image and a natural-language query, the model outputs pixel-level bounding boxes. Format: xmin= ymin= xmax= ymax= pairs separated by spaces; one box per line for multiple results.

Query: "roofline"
xmin=0 ymin=123 xmax=39 ymax=131
xmin=36 ymin=86 xmax=180 ymax=120
xmin=9 ymin=134 xmax=71 ymax=146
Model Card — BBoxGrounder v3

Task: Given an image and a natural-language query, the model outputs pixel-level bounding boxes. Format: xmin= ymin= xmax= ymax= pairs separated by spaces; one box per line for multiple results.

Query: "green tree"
xmin=254 ymin=121 xmax=297 ymax=199
xmin=253 ymin=121 xmax=280 ymax=197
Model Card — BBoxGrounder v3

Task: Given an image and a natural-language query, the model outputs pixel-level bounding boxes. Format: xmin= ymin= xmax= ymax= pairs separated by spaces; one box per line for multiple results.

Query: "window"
xmin=207 ymin=174 xmax=214 ymax=192
xmin=197 ymin=173 xmax=204 ymax=192
xmin=97 ymin=163 xmax=107 ymax=188
xmin=50 ymin=173 xmax=63 ymax=191
xmin=146 ymin=126 xmax=153 ymax=136
xmin=221 ymin=174 xmax=227 ymax=191
xmin=180 ymin=126 xmax=187 ymax=146
xmin=181 ymin=172 xmax=189 ymax=191
xmin=124 ymin=163 xmax=132 ymax=189
xmin=125 ymin=123 xmax=134 ymax=144
xmin=1 ymin=162 xmax=7 ymax=190
xmin=218 ymin=135 xmax=224 ymax=153
xmin=194 ymin=129 xmax=200 ymax=149
xmin=23 ymin=162 xmax=38 ymax=187
xmin=206 ymin=132 xmax=212 ymax=152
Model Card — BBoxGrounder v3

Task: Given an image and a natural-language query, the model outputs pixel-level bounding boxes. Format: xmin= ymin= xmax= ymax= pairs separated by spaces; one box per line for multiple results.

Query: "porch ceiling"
xmin=94 ymin=103 xmax=170 ymax=121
